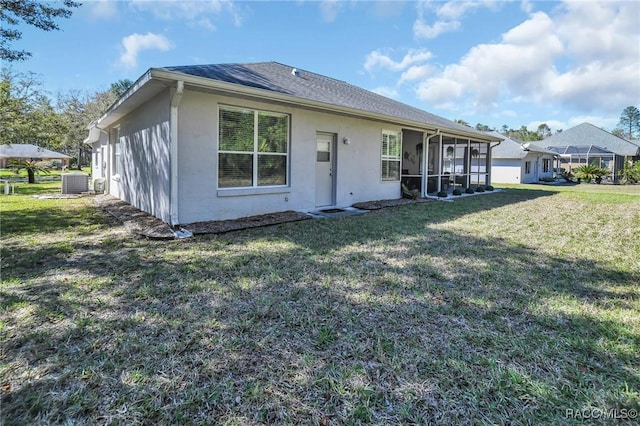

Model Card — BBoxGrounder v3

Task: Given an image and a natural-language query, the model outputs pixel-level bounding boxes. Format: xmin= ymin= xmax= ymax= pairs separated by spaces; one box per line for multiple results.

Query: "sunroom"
xmin=400 ymin=131 xmax=492 ymax=196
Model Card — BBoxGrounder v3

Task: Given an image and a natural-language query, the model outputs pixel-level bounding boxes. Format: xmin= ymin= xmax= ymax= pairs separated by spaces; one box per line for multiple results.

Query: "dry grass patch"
xmin=1 ymin=184 xmax=639 ymax=424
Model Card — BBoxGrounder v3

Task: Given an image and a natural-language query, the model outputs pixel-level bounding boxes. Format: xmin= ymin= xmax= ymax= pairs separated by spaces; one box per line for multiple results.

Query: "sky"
xmin=9 ymin=0 xmax=640 ymax=133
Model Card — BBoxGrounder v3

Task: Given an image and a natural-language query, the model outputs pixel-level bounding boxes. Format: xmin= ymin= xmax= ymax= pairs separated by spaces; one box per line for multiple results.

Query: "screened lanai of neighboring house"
xmin=547 ymin=145 xmax=617 ymax=177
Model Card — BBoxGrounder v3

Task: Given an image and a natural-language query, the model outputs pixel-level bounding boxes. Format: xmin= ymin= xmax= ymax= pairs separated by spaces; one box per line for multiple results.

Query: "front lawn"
xmin=1 ymin=185 xmax=638 ymax=424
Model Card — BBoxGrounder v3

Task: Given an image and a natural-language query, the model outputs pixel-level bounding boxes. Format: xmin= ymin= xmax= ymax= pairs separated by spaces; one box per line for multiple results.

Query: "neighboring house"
xmin=0 ymin=143 xmax=71 ymax=169
xmin=84 ymin=62 xmax=500 ymax=226
xmin=489 ymin=131 xmax=558 ymax=184
xmin=533 ymin=123 xmax=640 ymax=181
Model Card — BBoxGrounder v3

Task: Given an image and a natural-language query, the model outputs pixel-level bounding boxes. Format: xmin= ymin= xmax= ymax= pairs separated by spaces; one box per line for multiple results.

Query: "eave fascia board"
xmin=93 ymin=69 xmax=155 ymax=128
xmin=149 ymin=68 xmax=499 ymax=143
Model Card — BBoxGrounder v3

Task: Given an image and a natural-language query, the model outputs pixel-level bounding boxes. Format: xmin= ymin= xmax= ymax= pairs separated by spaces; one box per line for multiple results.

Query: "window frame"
xmin=112 ymin=127 xmax=122 ymax=179
xmin=525 ymin=161 xmax=531 ymax=174
xmin=218 ymin=105 xmax=290 ymax=190
xmin=381 ymin=129 xmax=402 ymax=182
xmin=542 ymin=158 xmax=550 ymax=173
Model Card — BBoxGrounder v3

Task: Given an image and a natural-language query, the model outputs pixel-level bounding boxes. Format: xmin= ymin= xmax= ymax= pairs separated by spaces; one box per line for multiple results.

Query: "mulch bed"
xmin=95 ymin=195 xmax=431 ymax=239
xmin=352 ymin=197 xmax=433 ymax=210
xmin=184 ymin=211 xmax=311 ymax=235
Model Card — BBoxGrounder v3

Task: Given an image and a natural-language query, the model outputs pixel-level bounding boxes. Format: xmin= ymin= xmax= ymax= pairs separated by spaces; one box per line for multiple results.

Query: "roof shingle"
xmin=161 ymin=62 xmax=492 ymax=139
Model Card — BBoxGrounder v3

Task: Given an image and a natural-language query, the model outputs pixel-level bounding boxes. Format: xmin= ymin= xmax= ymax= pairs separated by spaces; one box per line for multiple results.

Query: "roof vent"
xmin=291 ymin=68 xmax=298 ymax=76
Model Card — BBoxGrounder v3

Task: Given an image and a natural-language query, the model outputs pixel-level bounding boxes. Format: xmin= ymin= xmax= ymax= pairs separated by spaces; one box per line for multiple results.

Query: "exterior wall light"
xmin=343 ymin=137 xmax=350 ymax=144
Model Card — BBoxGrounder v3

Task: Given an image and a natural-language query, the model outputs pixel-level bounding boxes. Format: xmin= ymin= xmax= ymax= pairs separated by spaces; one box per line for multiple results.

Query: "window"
xmin=218 ymin=106 xmax=289 ymax=188
xmin=525 ymin=161 xmax=531 ymax=174
xmin=113 ymin=128 xmax=122 ymax=176
xmin=543 ymin=159 xmax=550 ymax=173
xmin=381 ymin=130 xmax=401 ymax=181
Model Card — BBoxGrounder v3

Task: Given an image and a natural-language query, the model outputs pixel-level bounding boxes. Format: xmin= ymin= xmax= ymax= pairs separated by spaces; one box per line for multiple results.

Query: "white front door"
xmin=315 ymin=133 xmax=336 ymax=207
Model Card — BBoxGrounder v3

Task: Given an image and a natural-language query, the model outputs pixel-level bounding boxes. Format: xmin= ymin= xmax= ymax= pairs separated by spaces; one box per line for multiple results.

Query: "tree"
xmin=454 ymin=118 xmax=470 ymax=127
xmin=109 ymin=79 xmax=133 ymax=98
xmin=57 ymin=86 xmax=122 ymax=169
xmin=614 ymin=106 xmax=640 ymax=139
xmin=506 ymin=125 xmax=542 ymax=142
xmin=0 ymin=68 xmax=66 ymax=147
xmin=536 ymin=123 xmax=551 ymax=139
xmin=1 ymin=0 xmax=81 ymax=62
xmin=475 ymin=123 xmax=493 ymax=131
xmin=7 ymin=159 xmax=51 ymax=183
xmin=612 ymin=128 xmax=626 ymax=138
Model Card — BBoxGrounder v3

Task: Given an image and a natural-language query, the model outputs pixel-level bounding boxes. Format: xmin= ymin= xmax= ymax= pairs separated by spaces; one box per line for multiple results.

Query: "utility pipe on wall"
xmin=170 ymin=81 xmax=184 ymax=227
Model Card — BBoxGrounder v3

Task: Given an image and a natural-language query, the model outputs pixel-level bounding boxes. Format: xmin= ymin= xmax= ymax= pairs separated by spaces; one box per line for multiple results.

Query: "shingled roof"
xmin=486 ymin=131 xmax=557 ymax=159
xmin=160 ymin=62 xmax=492 ymax=139
xmin=535 ymin=123 xmax=640 ymax=156
xmin=0 ymin=143 xmax=71 ymax=160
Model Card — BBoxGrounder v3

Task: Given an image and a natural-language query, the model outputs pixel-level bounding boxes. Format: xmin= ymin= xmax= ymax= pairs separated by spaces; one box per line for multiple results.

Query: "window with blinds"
xmin=381 ymin=130 xmax=401 ymax=181
xmin=218 ymin=106 xmax=289 ymax=188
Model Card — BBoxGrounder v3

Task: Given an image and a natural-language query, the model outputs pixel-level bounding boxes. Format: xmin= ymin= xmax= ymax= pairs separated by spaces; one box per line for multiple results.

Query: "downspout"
xmin=170 ymin=81 xmax=184 ymax=227
xmin=423 ymin=129 xmax=441 ymax=196
xmin=488 ymin=140 xmax=502 ymax=186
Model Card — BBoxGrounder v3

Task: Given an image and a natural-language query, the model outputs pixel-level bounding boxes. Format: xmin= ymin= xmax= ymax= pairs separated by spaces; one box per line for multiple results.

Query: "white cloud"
xmin=88 ymin=0 xmax=118 ymax=19
xmin=364 ymin=49 xmax=433 ymax=72
xmin=413 ymin=0 xmax=500 ymax=39
xmin=371 ymin=87 xmax=399 ymax=99
xmin=400 ymin=65 xmax=434 ymax=83
xmin=411 ymin=1 xmax=639 ymax=116
xmin=119 ymin=33 xmax=174 ymax=69
xmin=417 ymin=12 xmax=564 ymax=108
xmin=129 ymin=0 xmax=243 ymax=29
xmin=527 ymin=120 xmax=566 ymax=133
xmin=413 ymin=19 xmax=460 ymax=39
xmin=319 ymin=0 xmax=342 ymax=23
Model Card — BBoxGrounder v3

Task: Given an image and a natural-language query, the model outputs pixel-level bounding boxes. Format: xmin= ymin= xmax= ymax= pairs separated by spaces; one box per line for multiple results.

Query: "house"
xmin=489 ymin=131 xmax=558 ymax=184
xmin=533 ymin=123 xmax=640 ymax=181
xmin=0 ymin=143 xmax=71 ymax=169
xmin=84 ymin=62 xmax=500 ymax=226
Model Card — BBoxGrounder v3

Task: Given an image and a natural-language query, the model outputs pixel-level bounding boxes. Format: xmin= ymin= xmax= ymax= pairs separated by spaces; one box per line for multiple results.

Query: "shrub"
xmin=475 ymin=186 xmax=485 ymax=192
xmin=452 ymin=188 xmax=462 ymax=196
xmin=465 ymin=187 xmax=475 ymax=194
xmin=485 ymin=185 xmax=494 ymax=191
xmin=573 ymin=164 xmax=610 ymax=184
xmin=622 ymin=161 xmax=640 ymax=184
xmin=561 ymin=170 xmax=574 ymax=182
xmin=437 ymin=190 xmax=448 ymax=198
xmin=401 ymin=183 xmax=419 ymax=200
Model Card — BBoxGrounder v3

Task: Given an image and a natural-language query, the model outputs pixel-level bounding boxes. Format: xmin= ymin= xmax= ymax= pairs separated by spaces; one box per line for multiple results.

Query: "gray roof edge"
xmin=154 ymin=63 xmax=499 ymax=142
xmin=97 ymin=62 xmax=498 ymax=142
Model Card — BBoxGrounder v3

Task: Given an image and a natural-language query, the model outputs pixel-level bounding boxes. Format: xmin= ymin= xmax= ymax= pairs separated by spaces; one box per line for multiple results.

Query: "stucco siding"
xmin=176 ymin=90 xmax=401 ymax=223
xmin=491 ymin=159 xmax=522 ymax=183
xmin=114 ymin=90 xmax=171 ymax=223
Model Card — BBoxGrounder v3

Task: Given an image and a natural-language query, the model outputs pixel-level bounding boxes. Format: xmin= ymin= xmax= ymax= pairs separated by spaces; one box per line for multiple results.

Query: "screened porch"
xmin=400 ymin=131 xmax=492 ymax=196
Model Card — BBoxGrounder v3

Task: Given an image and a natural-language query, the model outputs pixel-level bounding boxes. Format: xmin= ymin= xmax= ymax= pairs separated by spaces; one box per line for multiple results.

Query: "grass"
xmin=0 ymin=167 xmax=91 ymax=180
xmin=1 ymin=183 xmax=639 ymax=425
